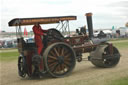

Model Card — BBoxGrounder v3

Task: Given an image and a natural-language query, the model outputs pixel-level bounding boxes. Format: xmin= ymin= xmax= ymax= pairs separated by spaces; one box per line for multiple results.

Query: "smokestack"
xmin=85 ymin=13 xmax=94 ymax=38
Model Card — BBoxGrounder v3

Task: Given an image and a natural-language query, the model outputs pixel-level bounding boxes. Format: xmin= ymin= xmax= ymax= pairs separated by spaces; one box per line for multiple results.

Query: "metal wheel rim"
xmin=44 ymin=43 xmax=76 ymax=77
xmin=103 ymin=46 xmax=120 ymax=67
xmin=18 ymin=57 xmax=26 ymax=77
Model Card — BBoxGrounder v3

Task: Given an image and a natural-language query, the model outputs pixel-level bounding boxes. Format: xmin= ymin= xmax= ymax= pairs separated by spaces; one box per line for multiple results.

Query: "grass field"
xmin=110 ymin=39 xmax=128 ymax=49
xmin=113 ymin=41 xmax=128 ymax=48
xmin=0 ymin=51 xmax=19 ymax=61
xmin=106 ymin=77 xmax=128 ymax=85
xmin=0 ymin=40 xmax=128 ymax=85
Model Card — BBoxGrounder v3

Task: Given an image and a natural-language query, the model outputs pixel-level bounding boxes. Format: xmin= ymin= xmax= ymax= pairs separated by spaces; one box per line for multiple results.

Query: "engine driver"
xmin=32 ymin=23 xmax=48 ymax=55
xmin=32 ymin=23 xmax=48 ymax=73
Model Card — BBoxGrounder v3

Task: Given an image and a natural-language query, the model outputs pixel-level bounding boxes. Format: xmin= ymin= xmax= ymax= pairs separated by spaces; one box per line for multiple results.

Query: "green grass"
xmin=107 ymin=77 xmax=128 ymax=85
xmin=113 ymin=41 xmax=128 ymax=49
xmin=110 ymin=38 xmax=128 ymax=41
xmin=0 ymin=51 xmax=19 ymax=61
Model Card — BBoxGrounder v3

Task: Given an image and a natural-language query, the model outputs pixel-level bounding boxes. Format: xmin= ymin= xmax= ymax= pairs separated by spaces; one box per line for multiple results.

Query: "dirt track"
xmin=0 ymin=48 xmax=128 ymax=85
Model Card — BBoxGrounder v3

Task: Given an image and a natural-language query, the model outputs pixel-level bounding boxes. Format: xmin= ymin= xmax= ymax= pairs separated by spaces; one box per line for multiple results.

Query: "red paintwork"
xmin=32 ymin=25 xmax=48 ymax=55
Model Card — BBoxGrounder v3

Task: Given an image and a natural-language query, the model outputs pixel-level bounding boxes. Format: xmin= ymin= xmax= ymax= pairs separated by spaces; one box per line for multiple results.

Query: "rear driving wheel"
xmin=43 ymin=42 xmax=76 ymax=78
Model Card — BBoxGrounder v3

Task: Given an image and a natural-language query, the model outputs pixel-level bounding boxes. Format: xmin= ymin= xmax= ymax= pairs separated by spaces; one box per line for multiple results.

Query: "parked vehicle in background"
xmin=94 ymin=29 xmax=112 ymax=38
xmin=0 ymin=39 xmax=17 ymax=48
xmin=119 ymin=27 xmax=128 ymax=37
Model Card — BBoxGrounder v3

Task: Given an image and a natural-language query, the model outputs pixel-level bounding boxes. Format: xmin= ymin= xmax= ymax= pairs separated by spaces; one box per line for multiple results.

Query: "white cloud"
xmin=0 ymin=0 xmax=127 ymax=32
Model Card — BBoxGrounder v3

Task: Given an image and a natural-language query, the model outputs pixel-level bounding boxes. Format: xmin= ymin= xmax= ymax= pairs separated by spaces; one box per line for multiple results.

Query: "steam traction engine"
xmin=8 ymin=13 xmax=120 ymax=78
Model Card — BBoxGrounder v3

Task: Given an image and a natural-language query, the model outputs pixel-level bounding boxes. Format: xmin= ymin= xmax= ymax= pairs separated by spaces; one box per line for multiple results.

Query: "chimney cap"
xmin=85 ymin=13 xmax=92 ymax=16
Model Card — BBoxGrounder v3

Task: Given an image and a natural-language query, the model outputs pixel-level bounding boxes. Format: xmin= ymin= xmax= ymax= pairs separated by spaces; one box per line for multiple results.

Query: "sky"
xmin=0 ymin=0 xmax=128 ymax=32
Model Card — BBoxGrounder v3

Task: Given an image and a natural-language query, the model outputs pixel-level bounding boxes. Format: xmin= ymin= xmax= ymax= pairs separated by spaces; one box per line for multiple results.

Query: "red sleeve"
xmin=42 ymin=29 xmax=48 ymax=32
xmin=32 ymin=26 xmax=44 ymax=35
xmin=39 ymin=26 xmax=48 ymax=33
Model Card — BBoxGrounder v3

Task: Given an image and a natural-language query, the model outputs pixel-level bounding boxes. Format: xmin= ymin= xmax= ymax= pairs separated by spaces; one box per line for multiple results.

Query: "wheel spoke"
xmin=57 ymin=47 xmax=61 ymax=56
xmin=48 ymin=61 xmax=58 ymax=67
xmin=64 ymin=53 xmax=71 ymax=58
xmin=54 ymin=48 xmax=60 ymax=56
xmin=48 ymin=55 xmax=57 ymax=60
xmin=63 ymin=50 xmax=69 ymax=56
xmin=50 ymin=50 xmax=57 ymax=57
xmin=61 ymin=64 xmax=65 ymax=72
xmin=56 ymin=65 xmax=61 ymax=72
xmin=64 ymin=61 xmax=71 ymax=68
xmin=48 ymin=59 xmax=56 ymax=63
xmin=52 ymin=63 xmax=59 ymax=72
xmin=64 ymin=57 xmax=71 ymax=61
xmin=61 ymin=48 xmax=64 ymax=56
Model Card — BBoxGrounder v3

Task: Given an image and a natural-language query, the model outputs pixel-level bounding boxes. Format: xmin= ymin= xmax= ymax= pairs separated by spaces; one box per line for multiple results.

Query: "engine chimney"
xmin=85 ymin=13 xmax=94 ymax=38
